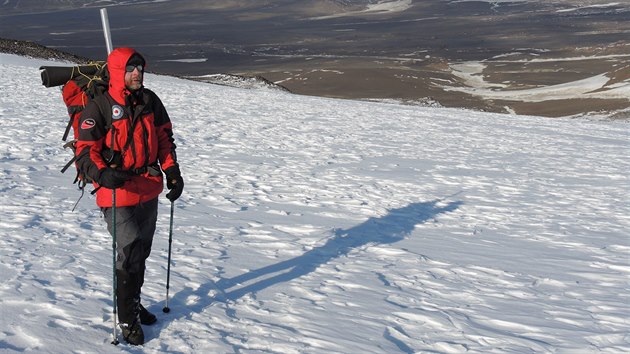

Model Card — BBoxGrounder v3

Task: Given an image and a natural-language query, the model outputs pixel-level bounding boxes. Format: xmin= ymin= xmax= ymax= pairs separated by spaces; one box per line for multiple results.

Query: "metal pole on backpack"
xmin=100 ymin=8 xmax=114 ymax=55
xmin=163 ymin=201 xmax=175 ymax=313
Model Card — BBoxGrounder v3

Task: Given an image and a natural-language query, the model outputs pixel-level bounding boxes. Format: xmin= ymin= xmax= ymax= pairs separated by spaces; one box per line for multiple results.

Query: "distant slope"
xmin=0 ymin=37 xmax=288 ymax=92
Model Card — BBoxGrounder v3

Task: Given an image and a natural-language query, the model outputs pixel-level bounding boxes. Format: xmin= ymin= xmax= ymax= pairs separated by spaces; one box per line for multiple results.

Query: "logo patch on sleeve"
xmin=112 ymin=105 xmax=124 ymax=120
xmin=81 ymin=118 xmax=96 ymax=130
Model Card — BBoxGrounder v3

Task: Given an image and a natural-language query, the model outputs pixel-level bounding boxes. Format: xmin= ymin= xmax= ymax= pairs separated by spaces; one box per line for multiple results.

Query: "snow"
xmin=160 ymin=59 xmax=208 ymax=63
xmin=311 ymin=0 xmax=413 ymax=19
xmin=1 ymin=52 xmax=629 ymax=353
xmin=556 ymin=3 xmax=623 ymax=12
xmin=445 ymin=60 xmax=630 ymax=103
xmin=449 ymin=0 xmax=624 ymax=5
xmin=363 ymin=0 xmax=413 ymax=14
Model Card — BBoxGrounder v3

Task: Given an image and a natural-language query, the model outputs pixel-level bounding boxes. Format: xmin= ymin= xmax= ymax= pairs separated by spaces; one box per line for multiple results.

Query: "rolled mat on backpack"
xmin=40 ymin=64 xmax=105 ymax=88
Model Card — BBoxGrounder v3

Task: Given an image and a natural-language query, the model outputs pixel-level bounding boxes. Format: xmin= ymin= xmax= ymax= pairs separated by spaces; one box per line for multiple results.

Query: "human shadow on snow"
xmin=217 ymin=199 xmax=462 ymax=300
xmin=159 ymin=198 xmax=462 ymax=332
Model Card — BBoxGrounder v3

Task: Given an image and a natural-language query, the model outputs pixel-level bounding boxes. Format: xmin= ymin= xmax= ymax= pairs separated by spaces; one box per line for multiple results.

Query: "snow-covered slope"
xmin=1 ymin=53 xmax=628 ymax=353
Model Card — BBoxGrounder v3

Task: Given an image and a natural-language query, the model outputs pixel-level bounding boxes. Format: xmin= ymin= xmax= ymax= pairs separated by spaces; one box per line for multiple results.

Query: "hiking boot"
xmin=120 ymin=320 xmax=144 ymax=346
xmin=139 ymin=304 xmax=157 ymax=325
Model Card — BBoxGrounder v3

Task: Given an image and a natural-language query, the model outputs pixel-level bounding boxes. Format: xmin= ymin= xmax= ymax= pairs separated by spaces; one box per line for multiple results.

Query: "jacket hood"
xmin=107 ymin=47 xmax=146 ymax=104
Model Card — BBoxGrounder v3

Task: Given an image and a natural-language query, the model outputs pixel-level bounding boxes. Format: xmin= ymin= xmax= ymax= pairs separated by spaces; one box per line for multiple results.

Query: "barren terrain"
xmin=1 ymin=0 xmax=629 ymax=118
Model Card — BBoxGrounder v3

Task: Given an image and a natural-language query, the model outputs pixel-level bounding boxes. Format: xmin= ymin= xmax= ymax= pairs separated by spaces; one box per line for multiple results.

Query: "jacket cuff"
xmin=164 ymin=165 xmax=181 ymax=177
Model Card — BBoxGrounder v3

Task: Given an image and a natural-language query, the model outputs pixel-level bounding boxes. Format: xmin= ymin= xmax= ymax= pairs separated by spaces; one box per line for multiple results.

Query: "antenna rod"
xmin=100 ymin=8 xmax=113 ymax=55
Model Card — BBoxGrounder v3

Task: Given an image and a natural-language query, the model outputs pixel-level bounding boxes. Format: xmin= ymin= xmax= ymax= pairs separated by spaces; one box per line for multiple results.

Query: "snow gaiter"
xmin=116 ymin=269 xmax=141 ymax=325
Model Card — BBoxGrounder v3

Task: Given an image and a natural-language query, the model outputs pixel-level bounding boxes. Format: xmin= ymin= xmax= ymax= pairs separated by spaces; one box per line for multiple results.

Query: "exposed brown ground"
xmin=2 ymin=0 xmax=629 ymax=119
xmin=240 ymin=48 xmax=630 ymax=118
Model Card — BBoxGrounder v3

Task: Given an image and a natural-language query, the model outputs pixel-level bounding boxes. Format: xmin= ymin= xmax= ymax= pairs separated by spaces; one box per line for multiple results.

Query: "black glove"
xmin=98 ymin=168 xmax=133 ymax=189
xmin=165 ymin=166 xmax=184 ymax=202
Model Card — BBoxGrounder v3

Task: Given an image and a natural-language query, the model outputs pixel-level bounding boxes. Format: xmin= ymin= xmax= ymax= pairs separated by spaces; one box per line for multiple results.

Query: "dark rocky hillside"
xmin=0 ymin=37 xmax=91 ymax=63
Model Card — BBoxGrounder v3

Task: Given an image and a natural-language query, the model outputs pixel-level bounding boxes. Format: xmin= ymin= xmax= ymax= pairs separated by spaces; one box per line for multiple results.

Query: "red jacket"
xmin=75 ymin=48 xmax=178 ymax=207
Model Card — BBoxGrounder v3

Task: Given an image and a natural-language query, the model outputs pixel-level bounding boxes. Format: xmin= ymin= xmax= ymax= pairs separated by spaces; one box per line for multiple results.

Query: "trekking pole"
xmin=163 ymin=201 xmax=174 ymax=313
xmin=99 ymin=6 xmax=117 ymax=344
xmin=111 ymin=188 xmax=119 ymax=345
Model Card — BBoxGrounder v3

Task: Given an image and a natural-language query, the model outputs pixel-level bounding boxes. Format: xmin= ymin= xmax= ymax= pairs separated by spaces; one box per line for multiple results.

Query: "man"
xmin=75 ymin=47 xmax=184 ymax=345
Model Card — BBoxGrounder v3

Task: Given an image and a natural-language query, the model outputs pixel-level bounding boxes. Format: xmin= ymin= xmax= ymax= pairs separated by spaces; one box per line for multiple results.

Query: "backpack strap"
xmin=62 ymin=109 xmax=82 ymax=142
xmin=62 ymin=119 xmax=73 ymax=142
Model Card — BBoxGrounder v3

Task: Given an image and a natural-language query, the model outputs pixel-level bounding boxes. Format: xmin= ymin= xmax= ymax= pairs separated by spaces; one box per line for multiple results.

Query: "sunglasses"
xmin=125 ymin=64 xmax=144 ymax=73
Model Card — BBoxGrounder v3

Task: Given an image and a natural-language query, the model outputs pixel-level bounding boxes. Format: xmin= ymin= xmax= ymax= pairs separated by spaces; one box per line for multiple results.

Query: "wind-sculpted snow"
xmin=0 ymin=53 xmax=629 ymax=353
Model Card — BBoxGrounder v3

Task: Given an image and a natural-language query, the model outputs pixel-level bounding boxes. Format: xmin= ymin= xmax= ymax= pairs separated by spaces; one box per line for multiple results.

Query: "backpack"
xmin=40 ymin=63 xmax=110 ymax=190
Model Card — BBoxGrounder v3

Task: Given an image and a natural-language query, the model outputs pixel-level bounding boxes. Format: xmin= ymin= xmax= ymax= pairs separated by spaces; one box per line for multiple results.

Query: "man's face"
xmin=125 ymin=65 xmax=143 ymax=91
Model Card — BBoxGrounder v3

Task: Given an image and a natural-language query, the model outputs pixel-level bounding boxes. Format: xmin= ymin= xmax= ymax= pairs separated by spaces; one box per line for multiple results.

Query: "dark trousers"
xmin=103 ymin=197 xmax=158 ymax=324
